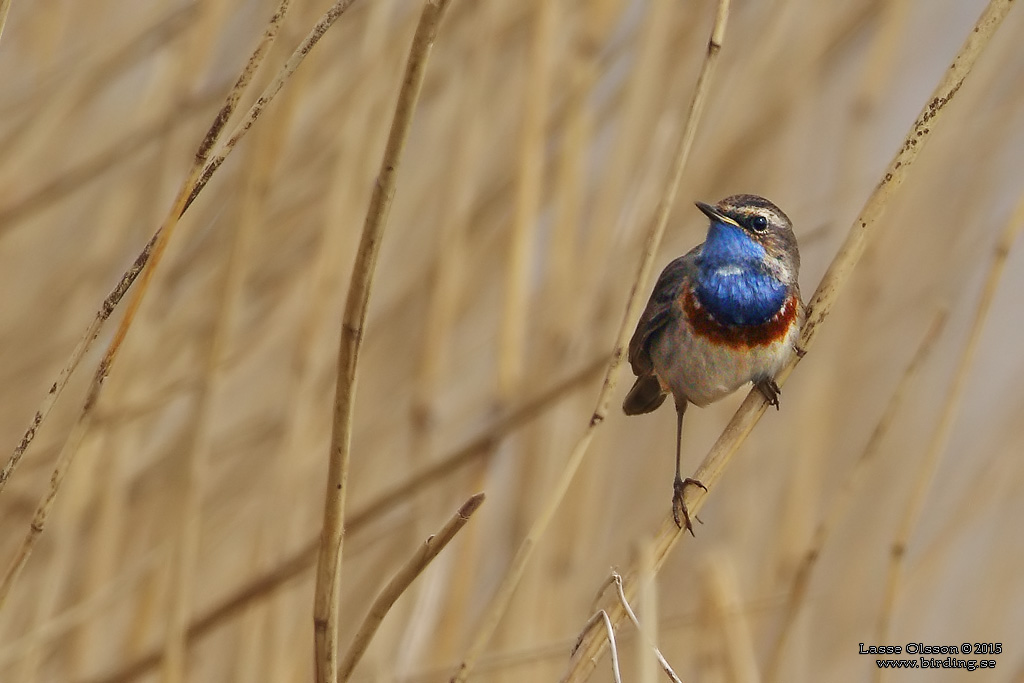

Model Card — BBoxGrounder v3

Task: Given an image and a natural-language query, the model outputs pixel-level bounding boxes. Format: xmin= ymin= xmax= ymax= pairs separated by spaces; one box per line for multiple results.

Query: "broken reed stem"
xmin=611 ymin=572 xmax=681 ymax=683
xmin=448 ymin=3 xmax=730 ymax=680
xmin=765 ymin=307 xmax=948 ymax=682
xmin=312 ymin=2 xmax=455 ymax=682
xmin=571 ymin=612 xmax=622 ymax=683
xmin=0 ymin=0 xmax=296 ymax=612
xmin=337 ymin=494 xmax=485 ymax=682
xmin=0 ymin=0 xmax=292 ymax=496
xmin=561 ymin=2 xmax=1014 ymax=680
xmin=875 ymin=192 xmax=1024 ymax=660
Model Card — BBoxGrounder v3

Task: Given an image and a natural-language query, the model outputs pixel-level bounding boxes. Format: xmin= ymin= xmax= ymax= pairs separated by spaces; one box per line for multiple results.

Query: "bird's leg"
xmin=755 ymin=377 xmax=781 ymax=410
xmin=672 ymin=399 xmax=706 ymax=535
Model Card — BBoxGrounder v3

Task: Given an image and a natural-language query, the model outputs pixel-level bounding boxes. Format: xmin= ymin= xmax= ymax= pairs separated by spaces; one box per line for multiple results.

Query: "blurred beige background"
xmin=0 ymin=0 xmax=1022 ymax=681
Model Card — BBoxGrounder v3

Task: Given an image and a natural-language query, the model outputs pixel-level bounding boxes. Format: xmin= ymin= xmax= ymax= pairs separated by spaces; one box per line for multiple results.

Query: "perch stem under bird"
xmin=623 ymin=195 xmax=803 ymax=533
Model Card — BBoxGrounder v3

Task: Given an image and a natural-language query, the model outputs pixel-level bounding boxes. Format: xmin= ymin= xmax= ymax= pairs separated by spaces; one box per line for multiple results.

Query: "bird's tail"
xmin=622 ymin=374 xmax=667 ymax=415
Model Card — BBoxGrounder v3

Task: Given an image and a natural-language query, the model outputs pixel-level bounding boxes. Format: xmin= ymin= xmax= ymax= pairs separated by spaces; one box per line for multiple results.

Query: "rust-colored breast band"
xmin=682 ymin=289 xmax=798 ymax=349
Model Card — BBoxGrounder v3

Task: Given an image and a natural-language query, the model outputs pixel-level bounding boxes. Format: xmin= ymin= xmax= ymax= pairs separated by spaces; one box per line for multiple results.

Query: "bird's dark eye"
xmin=749 ymin=215 xmax=769 ymax=232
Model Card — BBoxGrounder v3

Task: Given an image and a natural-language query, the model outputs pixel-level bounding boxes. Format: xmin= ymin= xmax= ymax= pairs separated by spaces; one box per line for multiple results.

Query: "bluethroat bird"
xmin=623 ymin=194 xmax=803 ymax=534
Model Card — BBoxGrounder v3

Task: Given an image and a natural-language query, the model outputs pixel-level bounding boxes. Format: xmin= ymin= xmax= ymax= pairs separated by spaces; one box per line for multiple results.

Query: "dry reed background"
xmin=0 ymin=0 xmax=1022 ymax=682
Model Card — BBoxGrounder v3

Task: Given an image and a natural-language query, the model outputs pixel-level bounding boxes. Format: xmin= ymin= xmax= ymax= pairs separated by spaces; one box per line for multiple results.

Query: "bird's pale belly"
xmin=650 ymin=318 xmax=797 ymax=407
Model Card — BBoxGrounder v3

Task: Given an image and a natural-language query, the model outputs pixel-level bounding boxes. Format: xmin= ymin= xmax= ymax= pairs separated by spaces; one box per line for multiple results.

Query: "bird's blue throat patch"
xmin=695 ymin=222 xmax=787 ymax=327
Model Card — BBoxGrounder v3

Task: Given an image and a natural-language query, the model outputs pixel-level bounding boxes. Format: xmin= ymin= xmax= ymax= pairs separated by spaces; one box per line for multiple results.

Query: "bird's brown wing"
xmin=627 ymin=249 xmax=700 ymax=376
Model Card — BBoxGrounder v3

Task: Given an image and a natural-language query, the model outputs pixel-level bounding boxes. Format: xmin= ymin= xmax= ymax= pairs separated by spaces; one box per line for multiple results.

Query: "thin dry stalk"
xmin=0 ymin=408 xmax=90 ymax=609
xmin=0 ymin=0 xmax=296 ymax=617
xmin=833 ymin=0 xmax=914 ymax=216
xmin=0 ymin=2 xmax=363 ymax=573
xmin=703 ymin=554 xmax=758 ymax=683
xmin=0 ymin=90 xmax=225 ymax=231
xmin=765 ymin=308 xmax=948 ymax=682
xmin=578 ymin=0 xmax=675 ymax=286
xmin=67 ymin=82 xmax=178 ymax=670
xmin=157 ymin=5 xmax=286 ymax=680
xmin=411 ymin=102 xmax=470 ymax=443
xmin=497 ymin=0 xmax=554 ymax=400
xmin=79 ymin=544 xmax=315 ymax=683
xmin=159 ymin=122 xmax=270 ymax=683
xmin=874 ymin=192 xmax=1024 ymax=664
xmin=399 ymin=21 xmax=497 ymax=668
xmin=230 ymin=544 xmax=271 ymax=683
xmin=0 ymin=0 xmax=365 ymax=660
xmin=449 ymin=4 xmax=730 ymax=680
xmin=0 ymin=548 xmax=161 ymax=669
xmin=0 ymin=4 xmax=198 ymax=168
xmin=635 ymin=547 xmax=658 ymax=683
xmin=562 ymin=2 xmax=1014 ymax=680
xmin=0 ymin=0 xmax=292 ymax=496
xmin=183 ymin=0 xmax=362 ymax=213
xmin=535 ymin=6 xmax=605 ymax=595
xmin=261 ymin=38 xmax=380 ymax=631
xmin=384 ymin=601 xmax=782 ymax=683
xmin=0 ymin=0 xmax=11 ymax=46
xmin=337 ymin=493 xmax=485 ymax=682
xmin=541 ymin=11 xmax=594 ymax=350
xmin=11 ymin=431 xmax=102 ymax=682
xmin=571 ymin=611 xmax=623 ymax=683
xmin=400 ymin=593 xmax=796 ymax=683
xmin=311 ymin=2 xmax=456 ymax=681
xmin=357 ymin=353 xmax=606 ymax=525
xmin=67 ymin=355 xmax=603 ymax=683
xmin=220 ymin=34 xmax=313 ymax=683
xmin=611 ymin=572 xmax=681 ymax=683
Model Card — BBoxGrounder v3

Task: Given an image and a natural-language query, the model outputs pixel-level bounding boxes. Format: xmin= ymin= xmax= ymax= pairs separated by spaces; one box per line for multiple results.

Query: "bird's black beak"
xmin=695 ymin=201 xmax=736 ymax=225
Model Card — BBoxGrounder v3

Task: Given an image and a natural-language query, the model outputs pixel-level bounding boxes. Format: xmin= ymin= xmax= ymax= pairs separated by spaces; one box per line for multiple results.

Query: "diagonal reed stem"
xmin=765 ymin=307 xmax=948 ymax=681
xmin=64 ymin=356 xmax=601 ymax=683
xmin=0 ymin=0 xmax=296 ymax=611
xmin=448 ymin=2 xmax=731 ymax=680
xmin=338 ymin=494 xmax=485 ymax=682
xmin=0 ymin=0 xmax=368 ymax=500
xmin=0 ymin=0 xmax=293 ymax=495
xmin=561 ymin=2 xmax=1015 ymax=680
xmin=874 ymin=190 xmax=1024 ymax=677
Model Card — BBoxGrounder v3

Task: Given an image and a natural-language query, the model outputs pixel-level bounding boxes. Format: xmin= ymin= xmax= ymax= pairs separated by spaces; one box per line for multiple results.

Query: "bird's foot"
xmin=672 ymin=476 xmax=707 ymax=536
xmin=756 ymin=378 xmax=781 ymax=410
